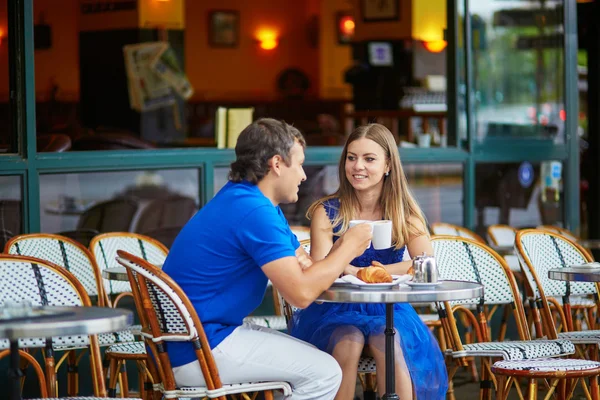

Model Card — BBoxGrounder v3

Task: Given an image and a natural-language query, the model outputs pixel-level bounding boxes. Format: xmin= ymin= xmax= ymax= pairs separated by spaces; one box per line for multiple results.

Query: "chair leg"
xmin=67 ymin=350 xmax=79 ymax=396
xmin=496 ymin=375 xmax=505 ymax=400
xmin=44 ymin=350 xmax=57 ymax=397
xmin=264 ymin=390 xmax=274 ymax=400
xmin=120 ymin=362 xmax=130 ymax=397
xmin=363 ymin=372 xmax=377 ymax=400
xmin=528 ymin=379 xmax=537 ymax=400
xmin=591 ymin=376 xmax=599 ymax=400
xmin=446 ymin=363 xmax=459 ymax=400
xmin=107 ymin=358 xmax=120 ymax=398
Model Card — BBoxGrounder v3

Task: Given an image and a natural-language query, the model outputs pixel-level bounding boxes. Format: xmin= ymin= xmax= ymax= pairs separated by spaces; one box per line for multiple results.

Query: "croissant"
xmin=356 ymin=265 xmax=393 ymax=283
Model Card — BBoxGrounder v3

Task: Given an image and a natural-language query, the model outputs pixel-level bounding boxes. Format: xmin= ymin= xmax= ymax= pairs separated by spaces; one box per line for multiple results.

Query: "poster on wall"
xmin=123 ymin=42 xmax=176 ymax=112
xmin=149 ymin=43 xmax=194 ymax=99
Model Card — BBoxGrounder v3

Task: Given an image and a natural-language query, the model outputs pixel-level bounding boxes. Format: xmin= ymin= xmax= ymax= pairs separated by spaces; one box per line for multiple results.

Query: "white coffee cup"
xmin=371 ymin=220 xmax=392 ymax=250
xmin=349 ymin=220 xmax=393 ymax=250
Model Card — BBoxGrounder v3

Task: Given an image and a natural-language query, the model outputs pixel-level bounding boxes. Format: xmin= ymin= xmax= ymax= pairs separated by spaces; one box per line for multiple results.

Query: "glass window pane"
xmin=215 ymin=163 xmax=463 ymax=230
xmin=39 ymin=169 xmax=199 ymax=248
xmin=0 ymin=176 xmax=23 ymax=247
xmin=405 ymin=163 xmax=464 ymax=227
xmin=475 ymin=161 xmax=564 ymax=236
xmin=214 ymin=165 xmax=339 ymax=227
xmin=471 ymin=1 xmax=565 ymax=144
xmin=344 ymin=1 xmax=451 ymax=147
xmin=0 ymin=2 xmax=15 ymax=154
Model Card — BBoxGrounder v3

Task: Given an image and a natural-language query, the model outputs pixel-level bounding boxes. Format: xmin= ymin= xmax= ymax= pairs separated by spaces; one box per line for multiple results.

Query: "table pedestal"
xmin=383 ymin=303 xmax=399 ymax=400
xmin=9 ymin=340 xmax=21 ymax=400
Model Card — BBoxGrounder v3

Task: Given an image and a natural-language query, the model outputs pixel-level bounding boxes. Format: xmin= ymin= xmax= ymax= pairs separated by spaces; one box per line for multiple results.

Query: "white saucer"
xmin=406 ymin=280 xmax=444 ymax=288
xmin=338 ymin=274 xmax=412 ymax=290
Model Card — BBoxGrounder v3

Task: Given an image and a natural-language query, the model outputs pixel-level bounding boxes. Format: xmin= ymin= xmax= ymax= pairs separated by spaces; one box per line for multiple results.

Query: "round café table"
xmin=317 ymin=280 xmax=484 ymax=400
xmin=0 ymin=305 xmax=133 ymax=400
xmin=548 ymin=266 xmax=600 ymax=282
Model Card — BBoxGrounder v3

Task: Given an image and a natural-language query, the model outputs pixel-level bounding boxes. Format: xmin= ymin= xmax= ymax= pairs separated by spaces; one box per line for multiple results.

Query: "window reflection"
xmin=0 ymin=176 xmax=22 ymax=247
xmin=475 ymin=161 xmax=564 ymax=234
xmin=470 ymin=0 xmax=565 ymax=144
xmin=215 ymin=163 xmax=463 ymax=230
xmin=0 ymin=0 xmax=15 ymax=154
xmin=40 ymin=169 xmax=199 ymax=248
xmin=405 ymin=163 xmax=464 ymax=227
xmin=30 ymin=0 xmax=455 ymax=151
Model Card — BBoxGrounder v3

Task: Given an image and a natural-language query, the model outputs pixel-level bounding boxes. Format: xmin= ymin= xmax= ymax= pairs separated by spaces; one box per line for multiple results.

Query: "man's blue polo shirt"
xmin=162 ymin=180 xmax=300 ymax=367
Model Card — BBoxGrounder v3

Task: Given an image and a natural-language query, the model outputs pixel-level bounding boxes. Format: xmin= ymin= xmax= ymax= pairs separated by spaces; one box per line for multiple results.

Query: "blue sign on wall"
xmin=518 ymin=161 xmax=534 ymax=188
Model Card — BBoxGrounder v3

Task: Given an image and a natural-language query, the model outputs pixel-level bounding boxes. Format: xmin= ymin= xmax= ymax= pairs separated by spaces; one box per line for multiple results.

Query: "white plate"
xmin=569 ymin=262 xmax=600 ymax=269
xmin=406 ymin=280 xmax=444 ymax=288
xmin=340 ymin=274 xmax=412 ymax=290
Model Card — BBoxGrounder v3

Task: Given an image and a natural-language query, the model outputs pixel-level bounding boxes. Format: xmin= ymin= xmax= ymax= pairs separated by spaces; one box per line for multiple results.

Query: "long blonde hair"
xmin=307 ymin=123 xmax=428 ymax=249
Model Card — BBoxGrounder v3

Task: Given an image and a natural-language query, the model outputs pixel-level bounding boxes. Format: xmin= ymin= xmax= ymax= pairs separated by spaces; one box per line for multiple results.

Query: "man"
xmin=162 ymin=118 xmax=371 ymax=399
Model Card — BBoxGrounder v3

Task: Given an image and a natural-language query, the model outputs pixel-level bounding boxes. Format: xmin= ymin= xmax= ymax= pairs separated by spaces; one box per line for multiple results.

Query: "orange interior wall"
xmin=0 ymin=0 xmax=79 ymax=101
xmin=0 ymin=0 xmax=354 ymax=102
xmin=0 ymin=0 xmax=8 ymax=101
xmin=319 ymin=0 xmax=353 ymax=99
xmin=185 ymin=0 xmax=319 ymax=100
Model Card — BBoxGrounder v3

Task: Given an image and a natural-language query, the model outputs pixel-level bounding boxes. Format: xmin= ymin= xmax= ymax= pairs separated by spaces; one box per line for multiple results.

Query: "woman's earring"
xmin=385 ymin=171 xmax=390 ymax=177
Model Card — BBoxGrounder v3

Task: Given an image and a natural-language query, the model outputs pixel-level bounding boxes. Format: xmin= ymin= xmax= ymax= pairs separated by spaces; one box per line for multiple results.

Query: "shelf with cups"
xmin=344 ymin=109 xmax=448 ymax=149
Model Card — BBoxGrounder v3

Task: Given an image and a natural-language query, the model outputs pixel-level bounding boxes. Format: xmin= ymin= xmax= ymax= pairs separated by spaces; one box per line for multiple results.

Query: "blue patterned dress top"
xmin=289 ymin=198 xmax=448 ymax=399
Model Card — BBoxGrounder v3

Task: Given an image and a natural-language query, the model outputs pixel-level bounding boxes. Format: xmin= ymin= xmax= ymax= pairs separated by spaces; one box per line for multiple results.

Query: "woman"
xmin=290 ymin=124 xmax=447 ymax=399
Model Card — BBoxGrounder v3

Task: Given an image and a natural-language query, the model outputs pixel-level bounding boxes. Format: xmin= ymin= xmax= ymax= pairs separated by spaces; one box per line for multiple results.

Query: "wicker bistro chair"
xmin=486 ymin=224 xmax=521 ymax=272
xmin=116 ymin=250 xmax=292 ymax=400
xmin=430 ymin=222 xmax=486 ymax=243
xmin=492 ymin=358 xmax=600 ymax=400
xmin=3 ymin=234 xmax=143 ymax=396
xmin=89 ymin=232 xmax=169 ymax=307
xmin=537 ymin=225 xmax=580 ymax=243
xmin=432 ymin=236 xmax=581 ymax=399
xmin=0 ymin=254 xmax=111 ymax=398
xmin=89 ymin=233 xmax=168 ymax=397
xmin=516 ymin=229 xmax=600 ymax=350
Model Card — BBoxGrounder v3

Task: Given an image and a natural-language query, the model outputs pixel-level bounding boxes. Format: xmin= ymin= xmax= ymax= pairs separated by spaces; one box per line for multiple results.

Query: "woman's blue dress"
xmin=290 ymin=199 xmax=448 ymax=399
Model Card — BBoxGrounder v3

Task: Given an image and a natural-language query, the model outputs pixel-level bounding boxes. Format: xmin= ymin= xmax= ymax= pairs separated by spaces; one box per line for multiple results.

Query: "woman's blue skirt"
xmin=290 ymin=302 xmax=448 ymax=400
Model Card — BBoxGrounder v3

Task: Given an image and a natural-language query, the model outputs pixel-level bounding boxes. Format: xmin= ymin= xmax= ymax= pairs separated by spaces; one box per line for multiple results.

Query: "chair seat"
xmin=0 ymin=336 xmax=90 ymax=350
xmin=1 ymin=327 xmax=138 ymax=350
xmin=358 ymin=356 xmax=377 ymax=373
xmin=493 ymin=358 xmax=600 ymax=373
xmin=162 ymin=381 xmax=292 ymax=398
xmin=98 ymin=329 xmax=136 ymax=346
xmin=27 ymin=398 xmax=141 ymax=400
xmin=244 ymin=316 xmax=287 ymax=331
xmin=558 ymin=330 xmax=600 ymax=344
xmin=106 ymin=341 xmax=147 ymax=355
xmin=449 ymin=339 xmax=575 ymax=361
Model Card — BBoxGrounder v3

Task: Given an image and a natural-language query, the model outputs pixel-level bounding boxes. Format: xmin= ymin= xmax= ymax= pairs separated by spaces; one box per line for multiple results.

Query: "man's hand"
xmin=338 ymin=224 xmax=372 ymax=259
xmin=297 ymin=251 xmax=313 ymax=270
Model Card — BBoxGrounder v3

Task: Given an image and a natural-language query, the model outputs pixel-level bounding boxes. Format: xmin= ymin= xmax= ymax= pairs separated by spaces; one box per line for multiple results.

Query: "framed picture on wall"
xmin=208 ymin=10 xmax=239 ymax=48
xmin=361 ymin=0 xmax=399 ymax=22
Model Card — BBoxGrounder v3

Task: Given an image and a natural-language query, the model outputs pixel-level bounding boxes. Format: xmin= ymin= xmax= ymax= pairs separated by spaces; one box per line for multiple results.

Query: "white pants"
xmin=173 ymin=322 xmax=342 ymax=400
